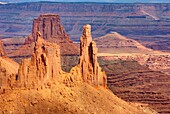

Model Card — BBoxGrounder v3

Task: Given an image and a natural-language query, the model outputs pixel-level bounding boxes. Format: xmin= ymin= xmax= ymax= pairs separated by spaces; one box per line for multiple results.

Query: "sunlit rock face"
xmin=79 ymin=24 xmax=107 ymax=88
xmin=18 ymin=32 xmax=62 ymax=89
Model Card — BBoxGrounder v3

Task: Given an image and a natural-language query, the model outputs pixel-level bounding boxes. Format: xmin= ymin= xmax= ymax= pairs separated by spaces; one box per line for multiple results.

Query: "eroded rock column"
xmin=18 ymin=32 xmax=61 ymax=89
xmin=79 ymin=24 xmax=107 ymax=87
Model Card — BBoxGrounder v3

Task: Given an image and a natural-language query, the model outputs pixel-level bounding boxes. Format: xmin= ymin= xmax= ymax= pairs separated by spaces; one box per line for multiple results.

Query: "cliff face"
xmin=100 ymin=54 xmax=170 ymax=74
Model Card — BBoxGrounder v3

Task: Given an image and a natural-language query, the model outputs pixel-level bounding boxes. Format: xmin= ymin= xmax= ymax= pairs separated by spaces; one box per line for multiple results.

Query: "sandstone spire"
xmin=79 ymin=24 xmax=107 ymax=87
xmin=18 ymin=31 xmax=61 ymax=88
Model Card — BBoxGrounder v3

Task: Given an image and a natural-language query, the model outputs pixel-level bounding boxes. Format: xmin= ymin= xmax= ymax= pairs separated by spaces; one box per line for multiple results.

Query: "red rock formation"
xmin=0 ymin=39 xmax=5 ymax=56
xmin=17 ymin=25 xmax=107 ymax=89
xmin=33 ymin=15 xmax=69 ymax=41
xmin=24 ymin=14 xmax=79 ymax=55
xmin=79 ymin=24 xmax=107 ymax=87
xmin=18 ymin=32 xmax=61 ymax=89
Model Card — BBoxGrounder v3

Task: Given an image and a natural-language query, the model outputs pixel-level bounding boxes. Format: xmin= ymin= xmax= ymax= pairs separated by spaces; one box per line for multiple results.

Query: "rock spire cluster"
xmin=1 ymin=24 xmax=107 ymax=89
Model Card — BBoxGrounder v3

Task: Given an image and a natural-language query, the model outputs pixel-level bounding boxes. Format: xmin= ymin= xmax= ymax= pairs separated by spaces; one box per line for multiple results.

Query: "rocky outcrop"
xmin=18 ymin=32 xmax=61 ymax=88
xmin=0 ymin=39 xmax=5 ymax=56
xmin=62 ymin=25 xmax=107 ymax=88
xmin=33 ymin=14 xmax=69 ymax=41
xmin=79 ymin=24 xmax=107 ymax=87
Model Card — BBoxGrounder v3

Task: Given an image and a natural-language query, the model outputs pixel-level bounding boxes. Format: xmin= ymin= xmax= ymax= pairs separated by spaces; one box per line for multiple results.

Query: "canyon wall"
xmin=1 ymin=3 xmax=170 ymax=51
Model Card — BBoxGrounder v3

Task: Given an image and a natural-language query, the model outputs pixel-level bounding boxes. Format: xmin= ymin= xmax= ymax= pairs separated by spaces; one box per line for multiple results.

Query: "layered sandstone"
xmin=2 ymin=37 xmax=25 ymax=56
xmin=99 ymin=58 xmax=170 ymax=113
